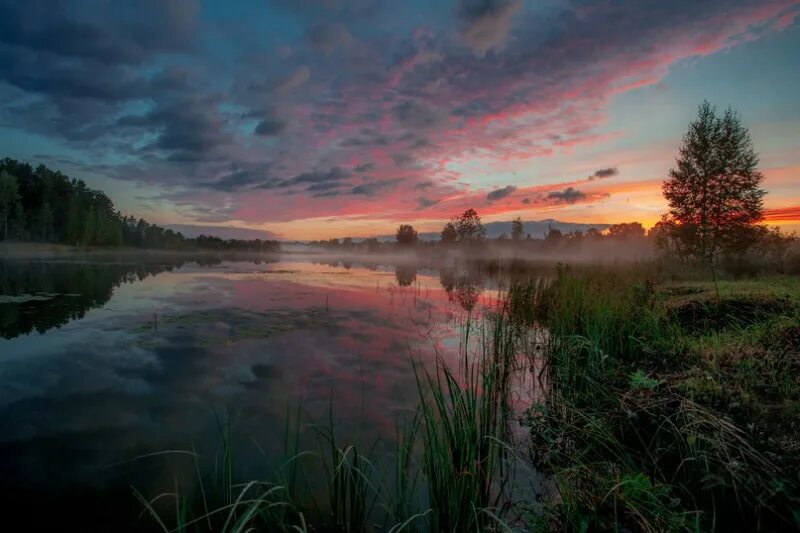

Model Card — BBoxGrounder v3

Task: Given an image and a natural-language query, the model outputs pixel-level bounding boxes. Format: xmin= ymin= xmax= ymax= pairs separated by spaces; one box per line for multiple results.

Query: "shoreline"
xmin=0 ymin=241 xmax=282 ymax=261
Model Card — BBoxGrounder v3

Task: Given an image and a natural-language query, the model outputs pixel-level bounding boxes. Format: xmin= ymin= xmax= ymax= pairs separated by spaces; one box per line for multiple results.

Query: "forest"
xmin=0 ymin=158 xmax=280 ymax=252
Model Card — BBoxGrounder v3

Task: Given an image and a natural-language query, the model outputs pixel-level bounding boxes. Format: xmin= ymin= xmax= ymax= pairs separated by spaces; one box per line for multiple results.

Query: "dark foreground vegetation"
xmin=518 ymin=266 xmax=800 ymax=531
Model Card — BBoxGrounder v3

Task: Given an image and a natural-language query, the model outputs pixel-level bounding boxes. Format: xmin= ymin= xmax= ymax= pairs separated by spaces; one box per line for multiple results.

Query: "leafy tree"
xmin=454 ymin=208 xmax=486 ymax=243
xmin=0 ymin=170 xmax=20 ymax=240
xmin=395 ymin=224 xmax=418 ymax=245
xmin=11 ymin=202 xmax=26 ymax=239
xmin=585 ymin=227 xmax=603 ymax=240
xmin=511 ymin=216 xmax=524 ymax=241
xmin=607 ymin=222 xmax=646 ymax=239
xmin=67 ymin=193 xmax=83 ymax=245
xmin=81 ymin=205 xmax=96 ymax=245
xmin=440 ymin=221 xmax=457 ymax=244
xmin=363 ymin=237 xmax=379 ymax=252
xmin=544 ymin=226 xmax=563 ymax=247
xmin=662 ymin=101 xmax=765 ymax=262
xmin=38 ymin=202 xmax=53 ymax=241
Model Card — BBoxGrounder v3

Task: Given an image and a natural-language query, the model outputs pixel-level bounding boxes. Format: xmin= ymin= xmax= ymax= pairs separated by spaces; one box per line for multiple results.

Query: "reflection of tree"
xmin=395 ymin=264 xmax=417 ymax=287
xmin=439 ymin=267 xmax=456 ymax=293
xmin=0 ymin=260 xmax=189 ymax=339
xmin=439 ymin=267 xmax=483 ymax=312
xmin=194 ymin=257 xmax=223 ymax=267
xmin=453 ymin=279 xmax=481 ymax=312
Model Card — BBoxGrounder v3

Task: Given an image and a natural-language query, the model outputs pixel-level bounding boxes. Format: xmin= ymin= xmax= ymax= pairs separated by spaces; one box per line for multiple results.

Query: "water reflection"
xmin=0 ymin=259 xmax=192 ymax=339
xmin=0 ymin=255 xmax=507 ymax=529
xmin=394 ymin=264 xmax=417 ymax=286
xmin=440 ymin=266 xmax=484 ymax=312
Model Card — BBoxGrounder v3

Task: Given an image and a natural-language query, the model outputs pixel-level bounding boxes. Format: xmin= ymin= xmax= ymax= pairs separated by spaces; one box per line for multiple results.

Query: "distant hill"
xmin=376 ymin=219 xmax=612 ymax=242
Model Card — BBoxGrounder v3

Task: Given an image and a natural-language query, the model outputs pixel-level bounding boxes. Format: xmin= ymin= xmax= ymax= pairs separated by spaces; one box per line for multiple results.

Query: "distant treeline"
xmin=0 ymin=158 xmax=279 ymax=251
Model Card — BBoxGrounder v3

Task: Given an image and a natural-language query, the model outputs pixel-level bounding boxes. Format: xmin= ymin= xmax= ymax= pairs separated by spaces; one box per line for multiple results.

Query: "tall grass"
xmin=311 ymin=405 xmax=381 ymax=531
xmin=129 ymin=307 xmax=527 ymax=532
xmin=515 ymin=267 xmax=800 ymax=531
xmin=413 ymin=313 xmax=517 ymax=531
xmin=128 ymin=411 xmax=308 ymax=532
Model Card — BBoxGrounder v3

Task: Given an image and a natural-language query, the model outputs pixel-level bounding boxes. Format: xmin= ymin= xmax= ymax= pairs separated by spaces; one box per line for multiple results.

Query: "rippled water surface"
xmin=0 ymin=255 xmax=510 ymax=529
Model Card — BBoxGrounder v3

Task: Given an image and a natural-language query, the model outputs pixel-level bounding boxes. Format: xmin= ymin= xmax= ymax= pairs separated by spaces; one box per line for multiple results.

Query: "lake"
xmin=0 ymin=254 xmax=518 ymax=530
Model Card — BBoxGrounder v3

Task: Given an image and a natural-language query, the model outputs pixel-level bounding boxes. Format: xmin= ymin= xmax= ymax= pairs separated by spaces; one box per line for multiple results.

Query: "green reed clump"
xmin=384 ymin=411 xmax=422 ymax=530
xmin=413 ymin=311 xmax=519 ymax=532
xmin=129 ymin=411 xmax=308 ymax=533
xmin=312 ymin=408 xmax=381 ymax=532
xmin=515 ymin=268 xmax=800 ymax=531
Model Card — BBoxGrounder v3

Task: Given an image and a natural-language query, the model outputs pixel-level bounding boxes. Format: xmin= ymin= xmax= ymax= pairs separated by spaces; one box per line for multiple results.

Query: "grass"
xmin=129 ymin=305 xmax=525 ymax=531
xmin=127 ymin=261 xmax=800 ymax=531
xmin=412 ymin=310 xmax=518 ymax=531
xmin=517 ymin=265 xmax=800 ymax=531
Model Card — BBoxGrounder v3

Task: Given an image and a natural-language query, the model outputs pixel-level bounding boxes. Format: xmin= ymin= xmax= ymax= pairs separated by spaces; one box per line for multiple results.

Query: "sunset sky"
xmin=1 ymin=0 xmax=798 ymax=240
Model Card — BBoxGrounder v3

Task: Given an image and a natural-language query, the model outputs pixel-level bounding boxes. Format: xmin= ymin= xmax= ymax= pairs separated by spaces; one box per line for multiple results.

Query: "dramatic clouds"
xmin=457 ymin=0 xmax=523 ymax=57
xmin=0 ymin=0 xmax=798 ymax=236
xmin=547 ymin=187 xmax=587 ymax=204
xmin=487 ymin=185 xmax=517 ymax=201
xmin=589 ymin=167 xmax=619 ymax=180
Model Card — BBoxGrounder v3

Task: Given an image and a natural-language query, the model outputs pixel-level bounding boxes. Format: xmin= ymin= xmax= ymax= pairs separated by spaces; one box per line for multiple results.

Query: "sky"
xmin=0 ymin=0 xmax=798 ymax=240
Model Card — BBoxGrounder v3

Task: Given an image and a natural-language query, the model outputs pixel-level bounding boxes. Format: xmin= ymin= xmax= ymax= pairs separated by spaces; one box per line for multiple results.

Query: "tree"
xmin=10 ymin=202 xmax=26 ymax=239
xmin=511 ymin=216 xmax=524 ymax=241
xmin=364 ymin=237 xmax=379 ymax=252
xmin=607 ymin=222 xmax=645 ymax=239
xmin=662 ymin=101 xmax=765 ymax=262
xmin=585 ymin=227 xmax=603 ymax=240
xmin=0 ymin=171 xmax=20 ymax=240
xmin=544 ymin=226 xmax=563 ymax=247
xmin=454 ymin=208 xmax=486 ymax=243
xmin=38 ymin=202 xmax=53 ymax=241
xmin=67 ymin=194 xmax=83 ymax=246
xmin=395 ymin=224 xmax=418 ymax=245
xmin=81 ymin=205 xmax=96 ymax=245
xmin=440 ymin=221 xmax=457 ymax=244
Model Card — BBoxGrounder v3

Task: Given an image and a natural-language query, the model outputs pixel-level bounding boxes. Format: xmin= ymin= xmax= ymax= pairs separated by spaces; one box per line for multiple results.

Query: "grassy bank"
xmin=517 ymin=266 xmax=800 ymax=531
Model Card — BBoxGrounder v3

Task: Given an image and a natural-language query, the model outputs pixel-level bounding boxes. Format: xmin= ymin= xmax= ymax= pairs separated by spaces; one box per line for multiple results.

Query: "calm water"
xmin=0 ymin=254 xmax=511 ymax=529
